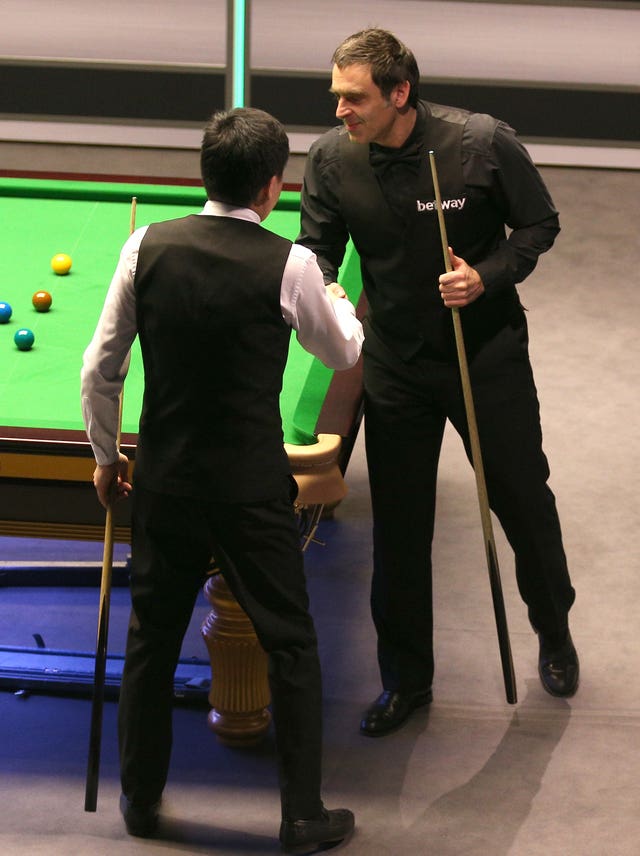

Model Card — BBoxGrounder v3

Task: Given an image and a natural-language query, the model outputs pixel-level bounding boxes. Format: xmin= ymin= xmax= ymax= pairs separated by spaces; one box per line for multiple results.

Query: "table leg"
xmin=201 ymin=570 xmax=271 ymax=746
xmin=200 ymin=434 xmax=347 ymax=747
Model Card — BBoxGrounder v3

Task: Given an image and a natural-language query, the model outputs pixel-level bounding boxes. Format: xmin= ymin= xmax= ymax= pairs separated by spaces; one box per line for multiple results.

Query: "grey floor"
xmin=1 ymin=157 xmax=639 ymax=855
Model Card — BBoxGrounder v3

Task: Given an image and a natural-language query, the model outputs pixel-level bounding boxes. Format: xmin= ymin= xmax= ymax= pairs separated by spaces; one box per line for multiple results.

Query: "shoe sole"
xmin=281 ymin=827 xmax=354 ymax=853
xmin=359 ymin=692 xmax=433 ymax=738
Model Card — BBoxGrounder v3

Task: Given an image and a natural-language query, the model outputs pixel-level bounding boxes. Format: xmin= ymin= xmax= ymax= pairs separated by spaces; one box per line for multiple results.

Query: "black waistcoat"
xmin=340 ymin=103 xmax=519 ymax=360
xmin=133 ymin=214 xmax=292 ymax=502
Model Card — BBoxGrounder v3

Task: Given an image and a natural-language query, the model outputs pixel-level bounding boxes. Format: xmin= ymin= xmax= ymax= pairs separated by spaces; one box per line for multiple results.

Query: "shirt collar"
xmin=201 ymin=199 xmax=260 ymax=224
xmin=369 ymin=101 xmax=427 ymax=160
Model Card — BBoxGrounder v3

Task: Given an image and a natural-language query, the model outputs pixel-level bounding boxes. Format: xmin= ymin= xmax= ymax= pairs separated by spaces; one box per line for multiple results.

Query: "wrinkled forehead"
xmin=330 ymin=62 xmax=377 ymax=97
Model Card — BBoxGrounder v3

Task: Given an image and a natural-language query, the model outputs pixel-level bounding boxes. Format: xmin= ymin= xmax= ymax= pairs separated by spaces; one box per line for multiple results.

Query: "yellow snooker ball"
xmin=51 ymin=253 xmax=72 ymax=275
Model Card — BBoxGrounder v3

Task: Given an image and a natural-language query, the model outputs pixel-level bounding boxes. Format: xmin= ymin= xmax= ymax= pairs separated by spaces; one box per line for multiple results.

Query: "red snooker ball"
xmin=32 ymin=290 xmax=53 ymax=312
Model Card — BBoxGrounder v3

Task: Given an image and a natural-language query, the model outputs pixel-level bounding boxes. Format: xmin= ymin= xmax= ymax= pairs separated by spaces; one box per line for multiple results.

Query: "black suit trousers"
xmin=118 ymin=480 xmax=323 ymax=821
xmin=362 ymin=315 xmax=576 ymax=692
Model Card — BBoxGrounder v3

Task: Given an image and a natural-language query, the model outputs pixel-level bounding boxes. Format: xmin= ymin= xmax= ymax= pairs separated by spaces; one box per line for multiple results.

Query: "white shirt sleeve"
xmin=281 ymin=243 xmax=363 ymax=370
xmin=80 ymin=227 xmax=146 ymax=465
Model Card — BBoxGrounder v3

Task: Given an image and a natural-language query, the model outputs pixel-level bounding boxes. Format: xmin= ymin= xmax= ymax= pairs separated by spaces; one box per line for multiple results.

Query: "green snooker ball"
xmin=14 ymin=328 xmax=35 ymax=350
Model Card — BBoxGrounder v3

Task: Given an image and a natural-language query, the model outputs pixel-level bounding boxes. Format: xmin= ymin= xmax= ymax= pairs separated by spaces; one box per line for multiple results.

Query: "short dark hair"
xmin=332 ymin=28 xmax=420 ymax=108
xmin=200 ymin=107 xmax=289 ymax=206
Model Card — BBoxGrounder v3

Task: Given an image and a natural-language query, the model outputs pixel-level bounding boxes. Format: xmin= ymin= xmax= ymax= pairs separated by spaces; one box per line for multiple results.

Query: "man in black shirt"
xmin=298 ymin=28 xmax=579 ymax=737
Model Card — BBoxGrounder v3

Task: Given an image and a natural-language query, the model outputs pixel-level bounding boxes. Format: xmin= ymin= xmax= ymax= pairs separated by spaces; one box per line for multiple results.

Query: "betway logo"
xmin=417 ymin=197 xmax=466 ymax=212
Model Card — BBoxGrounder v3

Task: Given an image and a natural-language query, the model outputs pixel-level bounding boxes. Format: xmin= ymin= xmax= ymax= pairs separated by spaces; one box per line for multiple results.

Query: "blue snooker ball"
xmin=0 ymin=301 xmax=12 ymax=323
xmin=14 ymin=328 xmax=35 ymax=351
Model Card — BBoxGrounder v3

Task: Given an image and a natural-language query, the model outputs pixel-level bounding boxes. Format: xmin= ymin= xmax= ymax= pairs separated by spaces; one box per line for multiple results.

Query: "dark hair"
xmin=200 ymin=107 xmax=289 ymax=206
xmin=332 ymin=28 xmax=420 ymax=108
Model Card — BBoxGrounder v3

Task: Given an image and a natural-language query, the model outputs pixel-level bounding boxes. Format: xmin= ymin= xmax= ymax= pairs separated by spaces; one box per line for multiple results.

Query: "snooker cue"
xmin=427 ymin=152 xmax=517 ymax=705
xmin=85 ymin=197 xmax=137 ymax=812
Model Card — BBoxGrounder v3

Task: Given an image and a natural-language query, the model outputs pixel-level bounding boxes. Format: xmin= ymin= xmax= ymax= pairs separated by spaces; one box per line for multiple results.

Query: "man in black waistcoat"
xmin=297 ymin=28 xmax=579 ymax=737
xmin=81 ymin=107 xmax=362 ymax=850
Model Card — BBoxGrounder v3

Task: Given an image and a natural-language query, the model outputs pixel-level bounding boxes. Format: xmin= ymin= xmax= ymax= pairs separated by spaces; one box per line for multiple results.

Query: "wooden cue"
xmin=427 ymin=152 xmax=517 ymax=705
xmin=85 ymin=197 xmax=137 ymax=812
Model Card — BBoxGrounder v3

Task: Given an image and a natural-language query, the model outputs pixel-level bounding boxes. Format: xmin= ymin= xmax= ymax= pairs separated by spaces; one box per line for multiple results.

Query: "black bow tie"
xmin=369 ymin=142 xmax=422 ymax=174
xmin=369 ymin=142 xmax=424 ymax=221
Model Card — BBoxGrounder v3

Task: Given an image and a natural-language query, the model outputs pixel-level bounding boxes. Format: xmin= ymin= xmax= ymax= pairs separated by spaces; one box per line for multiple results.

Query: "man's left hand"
xmin=325 ymin=282 xmax=347 ymax=302
xmin=438 ymin=247 xmax=485 ymax=308
xmin=93 ymin=453 xmax=131 ymax=509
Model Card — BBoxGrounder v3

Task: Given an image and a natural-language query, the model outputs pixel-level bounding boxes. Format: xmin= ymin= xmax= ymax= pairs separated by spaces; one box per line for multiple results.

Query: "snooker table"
xmin=0 ymin=176 xmax=365 ymax=744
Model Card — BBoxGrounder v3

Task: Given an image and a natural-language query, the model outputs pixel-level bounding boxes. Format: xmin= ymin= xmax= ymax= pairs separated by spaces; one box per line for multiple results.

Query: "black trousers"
xmin=363 ymin=316 xmax=576 ymax=692
xmin=118 ymin=480 xmax=323 ymax=821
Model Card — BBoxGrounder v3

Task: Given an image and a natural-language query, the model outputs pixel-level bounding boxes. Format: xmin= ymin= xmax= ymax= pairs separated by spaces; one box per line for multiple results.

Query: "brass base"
xmin=201 ymin=572 xmax=271 ymax=745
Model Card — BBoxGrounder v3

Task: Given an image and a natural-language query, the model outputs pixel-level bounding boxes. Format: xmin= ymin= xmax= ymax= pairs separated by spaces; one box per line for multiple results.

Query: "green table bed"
xmin=0 ymin=177 xmax=364 ymax=542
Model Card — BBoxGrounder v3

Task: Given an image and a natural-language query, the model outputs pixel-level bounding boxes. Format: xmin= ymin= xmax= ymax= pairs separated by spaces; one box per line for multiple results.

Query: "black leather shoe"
xmin=119 ymin=793 xmax=160 ymax=837
xmin=280 ymin=807 xmax=355 ymax=853
xmin=360 ymin=689 xmax=432 ymax=737
xmin=538 ymin=632 xmax=579 ymax=697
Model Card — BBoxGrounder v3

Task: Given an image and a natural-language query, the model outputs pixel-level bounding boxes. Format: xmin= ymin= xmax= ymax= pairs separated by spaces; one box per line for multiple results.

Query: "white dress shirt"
xmin=81 ymin=200 xmax=364 ymax=465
